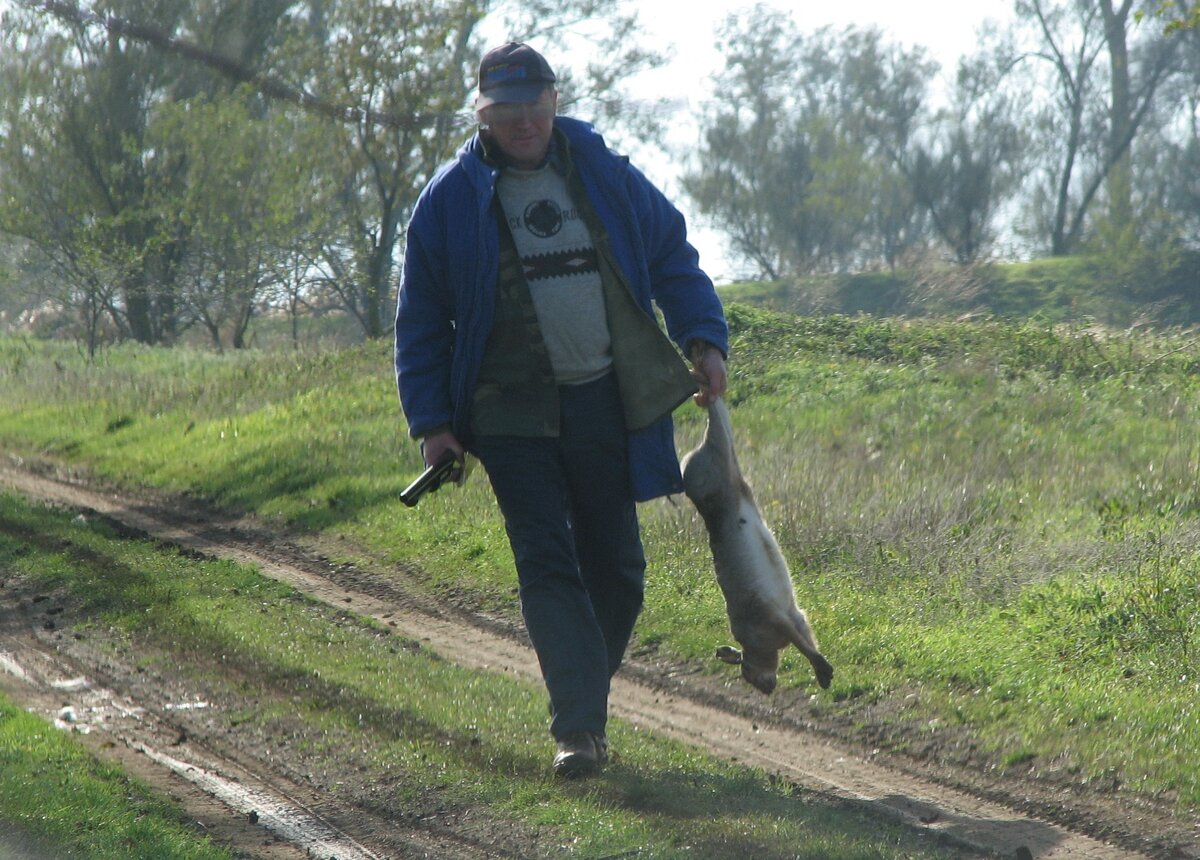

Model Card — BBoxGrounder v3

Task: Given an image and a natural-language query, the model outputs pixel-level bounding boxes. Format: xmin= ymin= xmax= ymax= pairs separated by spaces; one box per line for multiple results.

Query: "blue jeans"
xmin=471 ymin=372 xmax=646 ymax=740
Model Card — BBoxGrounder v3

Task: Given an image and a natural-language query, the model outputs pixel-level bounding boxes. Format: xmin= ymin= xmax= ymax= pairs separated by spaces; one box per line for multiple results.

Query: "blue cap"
xmin=477 ymin=42 xmax=556 ymax=108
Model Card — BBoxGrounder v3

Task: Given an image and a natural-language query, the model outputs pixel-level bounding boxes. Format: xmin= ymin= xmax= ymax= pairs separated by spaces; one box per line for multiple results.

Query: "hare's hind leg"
xmin=787 ymin=608 xmax=834 ymax=689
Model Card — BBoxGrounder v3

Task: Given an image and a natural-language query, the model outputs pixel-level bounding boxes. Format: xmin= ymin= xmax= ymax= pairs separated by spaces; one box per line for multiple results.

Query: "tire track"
xmin=0 ymin=461 xmax=1158 ymax=859
xmin=0 ymin=638 xmax=382 ymax=860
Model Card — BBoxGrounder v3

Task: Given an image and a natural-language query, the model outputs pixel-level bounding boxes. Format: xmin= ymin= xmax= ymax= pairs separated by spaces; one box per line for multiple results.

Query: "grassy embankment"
xmin=719 ymin=253 xmax=1200 ymax=325
xmin=0 ymin=303 xmax=1198 ymax=841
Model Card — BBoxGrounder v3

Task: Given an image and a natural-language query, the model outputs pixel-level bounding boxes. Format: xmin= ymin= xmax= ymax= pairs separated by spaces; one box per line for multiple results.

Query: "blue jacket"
xmin=395 ymin=116 xmax=728 ymax=501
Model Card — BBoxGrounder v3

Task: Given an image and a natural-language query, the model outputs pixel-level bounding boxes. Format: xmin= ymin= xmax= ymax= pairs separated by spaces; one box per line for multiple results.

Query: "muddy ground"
xmin=1 ymin=458 xmax=1196 ymax=860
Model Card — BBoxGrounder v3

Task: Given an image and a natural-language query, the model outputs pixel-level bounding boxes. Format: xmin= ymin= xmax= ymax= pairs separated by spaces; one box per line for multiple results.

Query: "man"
xmin=395 ymin=42 xmax=728 ymax=778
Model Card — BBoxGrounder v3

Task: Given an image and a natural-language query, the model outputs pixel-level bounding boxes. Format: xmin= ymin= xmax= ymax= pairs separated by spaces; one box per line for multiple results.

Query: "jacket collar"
xmin=477 ymin=125 xmax=572 ymax=177
xmin=454 ymin=117 xmax=609 ymax=196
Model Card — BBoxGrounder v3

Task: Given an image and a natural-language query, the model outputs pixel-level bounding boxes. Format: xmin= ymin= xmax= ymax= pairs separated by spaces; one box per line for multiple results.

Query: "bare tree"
xmin=908 ymin=44 xmax=1027 ymax=264
xmin=1015 ymin=0 xmax=1180 ymax=254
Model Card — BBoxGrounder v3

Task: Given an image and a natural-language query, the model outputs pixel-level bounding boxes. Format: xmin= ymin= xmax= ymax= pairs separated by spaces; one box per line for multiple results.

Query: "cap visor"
xmin=477 ymin=82 xmax=546 ymax=108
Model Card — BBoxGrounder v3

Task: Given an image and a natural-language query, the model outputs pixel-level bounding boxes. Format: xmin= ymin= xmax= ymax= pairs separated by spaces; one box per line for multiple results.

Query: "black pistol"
xmin=400 ymin=452 xmax=460 ymax=507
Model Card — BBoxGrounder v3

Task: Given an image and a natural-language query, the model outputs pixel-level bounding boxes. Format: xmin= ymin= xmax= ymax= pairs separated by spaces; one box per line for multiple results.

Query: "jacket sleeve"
xmin=395 ymin=192 xmax=456 ymax=439
xmin=624 ymin=162 xmax=729 ymax=359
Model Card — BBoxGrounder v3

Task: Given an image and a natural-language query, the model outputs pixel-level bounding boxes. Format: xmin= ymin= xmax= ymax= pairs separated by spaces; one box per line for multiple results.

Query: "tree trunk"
xmin=122 ymin=274 xmax=156 ymax=344
xmin=1100 ymin=0 xmax=1134 ymax=233
xmin=362 ymin=202 xmax=399 ymax=340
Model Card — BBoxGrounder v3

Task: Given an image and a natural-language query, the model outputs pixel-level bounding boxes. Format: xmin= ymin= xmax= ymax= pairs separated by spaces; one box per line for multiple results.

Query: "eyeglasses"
xmin=480 ymin=100 xmax=555 ymax=126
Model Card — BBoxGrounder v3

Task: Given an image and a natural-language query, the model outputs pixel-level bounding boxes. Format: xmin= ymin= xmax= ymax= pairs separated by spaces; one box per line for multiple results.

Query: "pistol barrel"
xmin=400 ymin=453 xmax=460 ymax=507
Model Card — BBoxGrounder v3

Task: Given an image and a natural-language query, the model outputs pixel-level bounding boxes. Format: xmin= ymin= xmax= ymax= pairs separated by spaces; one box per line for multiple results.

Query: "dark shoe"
xmin=592 ymin=733 xmax=609 ymax=766
xmin=552 ymin=732 xmax=607 ymax=778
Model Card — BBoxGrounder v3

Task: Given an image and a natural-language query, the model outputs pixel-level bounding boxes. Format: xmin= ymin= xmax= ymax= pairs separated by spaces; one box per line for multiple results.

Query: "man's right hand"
xmin=421 ymin=430 xmax=465 ymax=470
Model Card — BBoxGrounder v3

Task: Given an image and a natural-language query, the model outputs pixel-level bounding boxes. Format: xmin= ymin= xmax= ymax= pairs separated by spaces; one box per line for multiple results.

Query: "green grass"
xmin=1 ymin=307 xmax=1199 ymax=818
xmin=0 ymin=491 xmax=957 ymax=859
xmin=0 ymin=693 xmax=233 ymax=859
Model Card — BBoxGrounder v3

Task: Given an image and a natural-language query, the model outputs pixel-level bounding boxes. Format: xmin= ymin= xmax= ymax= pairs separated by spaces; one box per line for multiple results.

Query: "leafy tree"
xmin=812 ymin=26 xmax=936 ymax=269
xmin=1014 ymin=0 xmax=1107 ymax=255
xmin=276 ymin=0 xmax=476 ymax=341
xmin=680 ymin=9 xmax=798 ymax=278
xmin=1136 ymin=25 xmax=1200 ymax=245
xmin=1 ymin=1 xmax=185 ymax=345
xmin=1097 ymin=0 xmax=1181 ymax=233
xmin=3 ymin=0 xmax=664 ymax=349
xmin=150 ymin=92 xmax=329 ymax=349
xmin=911 ymin=132 xmax=1000 ymax=265
xmin=1137 ymin=0 xmax=1200 ymax=32
xmin=870 ymin=169 xmax=927 ymax=273
xmin=683 ymin=7 xmax=936 ymax=276
xmin=0 ymin=0 xmax=294 ymax=346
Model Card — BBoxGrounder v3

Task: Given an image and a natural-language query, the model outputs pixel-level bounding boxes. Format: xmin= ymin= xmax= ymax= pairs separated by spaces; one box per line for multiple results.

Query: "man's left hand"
xmin=691 ymin=347 xmax=727 ymax=407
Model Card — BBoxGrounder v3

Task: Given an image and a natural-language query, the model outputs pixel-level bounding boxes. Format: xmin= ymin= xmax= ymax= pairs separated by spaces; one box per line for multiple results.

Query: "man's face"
xmin=480 ymin=88 xmax=557 ymax=170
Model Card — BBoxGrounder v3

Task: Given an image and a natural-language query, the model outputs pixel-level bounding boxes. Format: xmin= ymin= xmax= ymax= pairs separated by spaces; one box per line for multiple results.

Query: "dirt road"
xmin=1 ymin=458 xmax=1192 ymax=859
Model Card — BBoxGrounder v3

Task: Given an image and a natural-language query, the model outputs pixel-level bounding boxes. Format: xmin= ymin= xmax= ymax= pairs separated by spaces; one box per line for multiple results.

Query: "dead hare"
xmin=681 ymin=397 xmax=833 ymax=694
